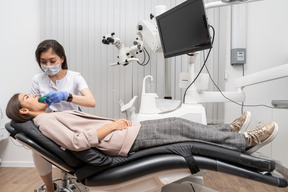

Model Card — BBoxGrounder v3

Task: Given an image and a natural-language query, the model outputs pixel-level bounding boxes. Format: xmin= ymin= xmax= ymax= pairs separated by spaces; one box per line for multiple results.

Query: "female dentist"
xmin=30 ymin=39 xmax=96 ymax=192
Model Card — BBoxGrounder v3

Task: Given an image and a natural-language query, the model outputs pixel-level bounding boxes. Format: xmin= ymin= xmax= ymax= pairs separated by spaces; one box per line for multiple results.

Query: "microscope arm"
xmin=102 ymin=32 xmax=142 ymax=66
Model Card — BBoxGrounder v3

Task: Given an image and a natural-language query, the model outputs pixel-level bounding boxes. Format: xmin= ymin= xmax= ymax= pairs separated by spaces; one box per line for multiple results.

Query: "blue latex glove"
xmin=43 ymin=97 xmax=53 ymax=107
xmin=44 ymin=91 xmax=68 ymax=103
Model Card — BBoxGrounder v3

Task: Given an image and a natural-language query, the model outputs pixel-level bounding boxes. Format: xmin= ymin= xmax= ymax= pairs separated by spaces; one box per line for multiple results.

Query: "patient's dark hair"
xmin=35 ymin=39 xmax=68 ymax=71
xmin=6 ymin=93 xmax=33 ymax=123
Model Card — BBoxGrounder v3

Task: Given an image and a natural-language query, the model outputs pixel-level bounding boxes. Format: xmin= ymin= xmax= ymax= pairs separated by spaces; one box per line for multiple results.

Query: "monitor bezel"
xmin=156 ymin=0 xmax=212 ymax=58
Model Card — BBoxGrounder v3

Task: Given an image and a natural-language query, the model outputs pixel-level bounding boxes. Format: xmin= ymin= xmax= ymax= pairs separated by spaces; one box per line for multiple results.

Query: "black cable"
xmin=137 ymin=47 xmax=150 ymax=66
xmin=183 ymin=25 xmax=215 ymax=103
xmin=137 ymin=48 xmax=146 ymax=65
xmin=241 ymin=64 xmax=245 ymax=113
xmin=190 ymin=183 xmax=196 ymax=192
xmin=182 ymin=49 xmax=212 ymax=103
xmin=142 ymin=48 xmax=151 ymax=66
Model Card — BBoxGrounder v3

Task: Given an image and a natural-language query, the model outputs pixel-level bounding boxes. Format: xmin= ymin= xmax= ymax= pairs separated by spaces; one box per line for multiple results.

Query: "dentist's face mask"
xmin=41 ymin=63 xmax=61 ymax=76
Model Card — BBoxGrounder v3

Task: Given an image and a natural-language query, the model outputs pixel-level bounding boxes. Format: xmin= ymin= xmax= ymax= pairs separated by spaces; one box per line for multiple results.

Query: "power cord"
xmin=183 ymin=24 xmax=215 ymax=103
xmin=137 ymin=47 xmax=150 ymax=66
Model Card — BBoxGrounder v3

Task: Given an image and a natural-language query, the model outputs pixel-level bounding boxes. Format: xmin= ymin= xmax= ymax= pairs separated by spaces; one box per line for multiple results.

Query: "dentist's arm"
xmin=70 ymin=88 xmax=96 ymax=107
xmin=43 ymin=88 xmax=96 ymax=108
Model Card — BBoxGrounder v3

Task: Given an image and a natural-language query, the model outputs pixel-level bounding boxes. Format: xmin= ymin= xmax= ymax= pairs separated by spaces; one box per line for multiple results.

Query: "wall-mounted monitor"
xmin=156 ymin=0 xmax=212 ymax=58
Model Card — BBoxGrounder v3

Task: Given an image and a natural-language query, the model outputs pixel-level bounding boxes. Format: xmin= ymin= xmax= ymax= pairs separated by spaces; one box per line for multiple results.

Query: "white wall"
xmin=224 ymin=0 xmax=288 ymax=156
xmin=0 ymin=0 xmax=41 ymax=166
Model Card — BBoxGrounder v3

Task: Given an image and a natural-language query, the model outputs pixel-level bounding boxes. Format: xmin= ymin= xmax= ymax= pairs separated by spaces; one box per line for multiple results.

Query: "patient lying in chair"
xmin=6 ymin=93 xmax=279 ymax=157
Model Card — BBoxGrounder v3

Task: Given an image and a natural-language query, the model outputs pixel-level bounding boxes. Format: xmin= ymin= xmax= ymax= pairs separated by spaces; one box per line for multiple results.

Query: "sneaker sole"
xmin=245 ymin=122 xmax=279 ymax=154
xmin=239 ymin=111 xmax=251 ymax=133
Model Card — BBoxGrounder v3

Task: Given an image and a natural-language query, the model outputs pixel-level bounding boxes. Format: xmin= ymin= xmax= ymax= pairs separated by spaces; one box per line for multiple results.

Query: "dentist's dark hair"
xmin=35 ymin=39 xmax=68 ymax=71
xmin=6 ymin=93 xmax=33 ymax=123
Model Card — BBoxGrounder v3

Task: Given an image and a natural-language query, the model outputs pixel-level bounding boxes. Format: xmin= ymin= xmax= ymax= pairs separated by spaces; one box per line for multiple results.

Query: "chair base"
xmin=34 ymin=169 xmax=206 ymax=192
xmin=34 ymin=171 xmax=89 ymax=192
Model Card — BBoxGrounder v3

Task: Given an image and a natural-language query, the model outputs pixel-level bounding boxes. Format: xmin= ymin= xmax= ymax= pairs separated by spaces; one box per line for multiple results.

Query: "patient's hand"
xmin=97 ymin=119 xmax=132 ymax=140
xmin=114 ymin=119 xmax=132 ymax=130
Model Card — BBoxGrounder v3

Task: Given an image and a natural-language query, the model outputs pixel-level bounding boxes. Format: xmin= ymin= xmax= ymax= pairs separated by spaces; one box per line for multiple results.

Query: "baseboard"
xmin=0 ymin=161 xmax=35 ymax=167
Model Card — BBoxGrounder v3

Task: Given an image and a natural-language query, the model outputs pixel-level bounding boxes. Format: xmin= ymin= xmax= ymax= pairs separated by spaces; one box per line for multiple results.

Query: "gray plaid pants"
xmin=130 ymin=117 xmax=246 ymax=152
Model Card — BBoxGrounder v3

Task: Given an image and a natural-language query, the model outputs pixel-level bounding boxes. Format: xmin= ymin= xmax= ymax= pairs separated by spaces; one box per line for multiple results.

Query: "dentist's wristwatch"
xmin=66 ymin=93 xmax=73 ymax=102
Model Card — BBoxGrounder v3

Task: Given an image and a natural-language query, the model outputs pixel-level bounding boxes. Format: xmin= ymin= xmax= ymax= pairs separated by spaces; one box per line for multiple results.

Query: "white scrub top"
xmin=30 ymin=70 xmax=89 ymax=112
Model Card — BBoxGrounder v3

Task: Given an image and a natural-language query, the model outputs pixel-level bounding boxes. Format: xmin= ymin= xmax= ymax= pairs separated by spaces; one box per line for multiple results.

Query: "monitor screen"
xmin=156 ymin=0 xmax=212 ymax=58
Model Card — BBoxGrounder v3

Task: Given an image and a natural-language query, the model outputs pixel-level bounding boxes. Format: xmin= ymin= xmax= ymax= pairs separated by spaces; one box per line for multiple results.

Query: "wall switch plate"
xmin=231 ymin=48 xmax=246 ymax=65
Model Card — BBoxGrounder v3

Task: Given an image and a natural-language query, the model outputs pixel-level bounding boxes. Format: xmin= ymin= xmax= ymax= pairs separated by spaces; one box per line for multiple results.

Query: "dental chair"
xmin=5 ymin=120 xmax=288 ymax=192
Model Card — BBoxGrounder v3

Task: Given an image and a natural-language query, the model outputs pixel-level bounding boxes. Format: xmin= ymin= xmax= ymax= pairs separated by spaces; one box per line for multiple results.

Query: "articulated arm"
xmin=234 ymin=64 xmax=288 ymax=88
xmin=102 ymin=5 xmax=166 ymax=67
xmin=102 ymin=32 xmax=143 ymax=66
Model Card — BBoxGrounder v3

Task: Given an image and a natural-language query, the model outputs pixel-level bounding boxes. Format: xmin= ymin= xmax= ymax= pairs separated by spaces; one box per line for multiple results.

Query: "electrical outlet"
xmin=231 ymin=48 xmax=246 ymax=65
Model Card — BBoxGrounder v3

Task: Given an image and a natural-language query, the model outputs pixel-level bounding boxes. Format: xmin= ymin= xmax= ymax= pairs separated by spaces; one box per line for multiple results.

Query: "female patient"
xmin=6 ymin=93 xmax=279 ymax=158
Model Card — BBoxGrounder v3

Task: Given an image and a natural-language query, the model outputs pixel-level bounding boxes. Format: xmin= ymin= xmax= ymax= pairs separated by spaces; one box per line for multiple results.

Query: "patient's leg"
xmin=196 ymin=111 xmax=251 ymax=132
xmin=140 ymin=111 xmax=250 ymax=133
xmin=140 ymin=117 xmax=230 ymax=131
xmin=131 ymin=117 xmax=277 ymax=155
xmin=207 ymin=123 xmax=230 ymax=132
xmin=131 ymin=117 xmax=247 ymax=152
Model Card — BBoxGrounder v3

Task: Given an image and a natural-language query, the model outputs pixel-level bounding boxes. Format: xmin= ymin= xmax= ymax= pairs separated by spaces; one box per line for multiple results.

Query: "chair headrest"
xmin=5 ymin=121 xmax=37 ymax=139
xmin=5 ymin=122 xmax=19 ymax=139
xmin=7 ymin=120 xmax=84 ymax=168
xmin=10 ymin=120 xmax=43 ymax=141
